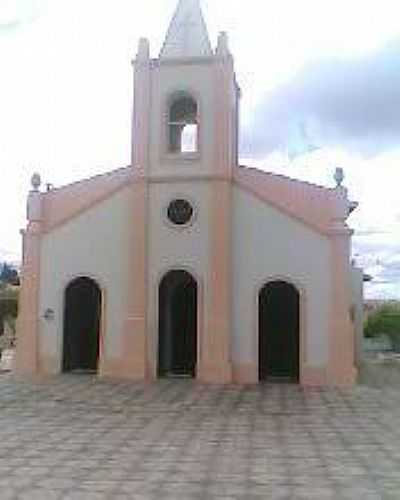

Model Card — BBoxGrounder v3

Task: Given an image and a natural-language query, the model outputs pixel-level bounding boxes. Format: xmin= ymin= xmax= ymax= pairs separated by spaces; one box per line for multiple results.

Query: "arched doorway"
xmin=63 ymin=277 xmax=101 ymax=373
xmin=259 ymin=280 xmax=300 ymax=382
xmin=158 ymin=270 xmax=198 ymax=378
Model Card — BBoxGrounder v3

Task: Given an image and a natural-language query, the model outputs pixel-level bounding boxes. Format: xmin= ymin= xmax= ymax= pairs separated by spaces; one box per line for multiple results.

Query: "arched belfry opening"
xmin=168 ymin=94 xmax=198 ymax=153
xmin=259 ymin=281 xmax=300 ymax=382
xmin=63 ymin=277 xmax=101 ymax=373
xmin=158 ymin=270 xmax=198 ymax=378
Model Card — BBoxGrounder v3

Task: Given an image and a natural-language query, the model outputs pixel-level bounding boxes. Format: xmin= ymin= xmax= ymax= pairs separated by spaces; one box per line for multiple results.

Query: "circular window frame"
xmin=164 ymin=197 xmax=197 ymax=230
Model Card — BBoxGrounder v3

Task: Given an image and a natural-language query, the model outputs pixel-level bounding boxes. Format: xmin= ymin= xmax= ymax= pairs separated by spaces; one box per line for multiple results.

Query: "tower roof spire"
xmin=160 ymin=0 xmax=212 ymax=59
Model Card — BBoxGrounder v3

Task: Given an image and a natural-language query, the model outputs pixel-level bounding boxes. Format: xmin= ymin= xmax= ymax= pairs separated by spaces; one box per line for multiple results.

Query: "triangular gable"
xmin=234 ymin=165 xmax=345 ymax=235
xmin=42 ymin=167 xmax=136 ymax=233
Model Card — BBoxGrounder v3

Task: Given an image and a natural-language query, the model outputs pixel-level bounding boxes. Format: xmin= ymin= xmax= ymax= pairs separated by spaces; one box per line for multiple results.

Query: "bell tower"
xmin=131 ymin=0 xmax=239 ymax=383
xmin=131 ymin=0 xmax=240 ymax=180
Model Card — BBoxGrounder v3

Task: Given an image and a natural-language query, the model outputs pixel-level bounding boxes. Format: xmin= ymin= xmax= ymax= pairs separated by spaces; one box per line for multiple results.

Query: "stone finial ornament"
xmin=216 ymin=31 xmax=229 ymax=56
xmin=30 ymin=172 xmax=41 ymax=191
xmin=334 ymin=167 xmax=344 ymax=188
xmin=137 ymin=37 xmax=150 ymax=60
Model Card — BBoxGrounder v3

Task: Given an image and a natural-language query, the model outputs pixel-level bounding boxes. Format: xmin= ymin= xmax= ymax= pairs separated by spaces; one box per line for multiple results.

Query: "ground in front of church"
xmin=0 ymin=374 xmax=399 ymax=499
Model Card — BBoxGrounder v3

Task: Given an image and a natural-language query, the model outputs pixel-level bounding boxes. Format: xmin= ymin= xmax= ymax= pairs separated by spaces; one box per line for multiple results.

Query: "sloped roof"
xmin=234 ymin=165 xmax=349 ymax=235
xmin=41 ymin=166 xmax=136 ymax=233
xmin=160 ymin=0 xmax=212 ymax=59
xmin=39 ymin=164 xmax=350 ymax=237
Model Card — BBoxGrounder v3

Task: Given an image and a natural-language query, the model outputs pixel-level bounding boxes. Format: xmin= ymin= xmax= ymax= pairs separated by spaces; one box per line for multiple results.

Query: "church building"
xmin=16 ymin=0 xmax=360 ymax=386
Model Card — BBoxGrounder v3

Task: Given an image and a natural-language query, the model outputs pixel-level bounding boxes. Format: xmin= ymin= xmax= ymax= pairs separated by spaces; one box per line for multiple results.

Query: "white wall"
xmin=39 ymin=178 xmax=334 ymax=375
xmin=232 ymin=186 xmax=332 ymax=368
xmin=39 ymin=187 xmax=134 ymax=369
xmin=146 ymin=181 xmax=211 ymax=373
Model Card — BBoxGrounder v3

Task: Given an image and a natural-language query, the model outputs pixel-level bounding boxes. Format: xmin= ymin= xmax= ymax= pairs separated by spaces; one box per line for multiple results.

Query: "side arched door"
xmin=259 ymin=281 xmax=300 ymax=382
xmin=63 ymin=277 xmax=101 ymax=373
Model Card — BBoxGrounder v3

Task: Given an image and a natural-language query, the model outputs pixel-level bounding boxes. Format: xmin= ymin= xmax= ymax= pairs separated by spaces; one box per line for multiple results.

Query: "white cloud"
xmin=1 ymin=0 xmax=399 ymax=298
xmin=245 ymin=148 xmax=400 ymax=299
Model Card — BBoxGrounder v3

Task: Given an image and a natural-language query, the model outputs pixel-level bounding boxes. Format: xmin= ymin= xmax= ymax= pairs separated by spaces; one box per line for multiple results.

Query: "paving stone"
xmin=0 ymin=488 xmax=18 ymax=500
xmin=17 ymin=489 xmax=62 ymax=500
xmin=0 ymin=374 xmax=399 ymax=499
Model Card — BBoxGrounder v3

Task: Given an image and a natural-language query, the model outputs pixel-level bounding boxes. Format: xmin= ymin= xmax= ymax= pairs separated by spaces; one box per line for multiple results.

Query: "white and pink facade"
xmin=16 ymin=0 xmax=359 ymax=386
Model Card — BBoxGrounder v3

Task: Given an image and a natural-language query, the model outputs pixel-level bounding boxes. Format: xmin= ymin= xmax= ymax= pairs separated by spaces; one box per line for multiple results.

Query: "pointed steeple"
xmin=160 ymin=0 xmax=212 ymax=59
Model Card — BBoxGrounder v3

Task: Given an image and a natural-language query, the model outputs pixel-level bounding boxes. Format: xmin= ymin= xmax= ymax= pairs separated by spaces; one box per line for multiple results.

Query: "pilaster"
xmin=104 ymin=37 xmax=153 ymax=380
xmin=327 ymin=186 xmax=357 ymax=386
xmin=198 ymin=37 xmax=237 ymax=384
xmin=202 ymin=184 xmax=233 ymax=383
xmin=132 ymin=38 xmax=151 ymax=175
xmin=16 ymin=178 xmax=43 ymax=375
xmin=213 ymin=33 xmax=237 ymax=178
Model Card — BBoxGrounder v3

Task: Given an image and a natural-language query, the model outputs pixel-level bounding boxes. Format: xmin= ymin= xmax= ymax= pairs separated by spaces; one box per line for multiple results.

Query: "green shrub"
xmin=364 ymin=303 xmax=400 ymax=352
xmin=0 ymin=287 xmax=18 ymax=338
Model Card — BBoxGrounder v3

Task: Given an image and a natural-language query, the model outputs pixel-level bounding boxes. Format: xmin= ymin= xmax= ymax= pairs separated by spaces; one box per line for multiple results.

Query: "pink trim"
xmin=132 ymin=56 xmax=151 ymax=173
xmin=195 ymin=56 xmax=238 ymax=384
xmin=302 ymin=366 xmax=328 ymax=386
xmin=40 ymin=163 xmax=349 ymax=237
xmin=38 ymin=355 xmax=59 ymax=375
xmin=119 ymin=180 xmax=149 ymax=380
xmin=328 ymin=233 xmax=357 ymax=386
xmin=15 ymin=222 xmax=41 ymax=375
xmin=198 ymin=362 xmax=232 ymax=384
xmin=199 ymin=180 xmax=233 ymax=384
xmin=98 ymin=272 xmax=134 ymax=380
xmin=99 ymin=312 xmax=148 ymax=382
xmin=232 ymin=363 xmax=258 ymax=384
xmin=42 ymin=167 xmax=137 ymax=233
xmin=234 ymin=165 xmax=347 ymax=235
xmin=214 ymin=56 xmax=235 ymax=178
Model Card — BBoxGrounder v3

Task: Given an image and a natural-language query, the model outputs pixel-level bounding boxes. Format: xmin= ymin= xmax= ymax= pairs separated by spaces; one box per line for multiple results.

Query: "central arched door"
xmin=63 ymin=277 xmax=101 ymax=373
xmin=158 ymin=270 xmax=198 ymax=378
xmin=259 ymin=280 xmax=300 ymax=382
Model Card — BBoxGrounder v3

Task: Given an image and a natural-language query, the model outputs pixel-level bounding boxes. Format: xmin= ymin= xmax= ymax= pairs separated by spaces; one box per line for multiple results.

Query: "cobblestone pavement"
xmin=0 ymin=375 xmax=399 ymax=499
xmin=359 ymin=360 xmax=400 ymax=389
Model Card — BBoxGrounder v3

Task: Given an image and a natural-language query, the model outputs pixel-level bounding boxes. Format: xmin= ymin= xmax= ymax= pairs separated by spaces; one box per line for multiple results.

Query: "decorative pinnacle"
xmin=137 ymin=37 xmax=150 ymax=60
xmin=334 ymin=167 xmax=344 ymax=188
xmin=30 ymin=172 xmax=41 ymax=191
xmin=216 ymin=31 xmax=229 ymax=56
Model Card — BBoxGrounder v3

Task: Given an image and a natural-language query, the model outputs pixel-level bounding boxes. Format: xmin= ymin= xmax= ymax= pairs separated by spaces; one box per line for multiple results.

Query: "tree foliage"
xmin=0 ymin=287 xmax=18 ymax=337
xmin=0 ymin=263 xmax=19 ymax=286
xmin=364 ymin=303 xmax=400 ymax=352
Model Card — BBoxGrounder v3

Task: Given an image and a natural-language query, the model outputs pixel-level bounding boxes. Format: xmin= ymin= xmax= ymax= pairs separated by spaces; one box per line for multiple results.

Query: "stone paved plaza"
xmin=0 ymin=375 xmax=399 ymax=499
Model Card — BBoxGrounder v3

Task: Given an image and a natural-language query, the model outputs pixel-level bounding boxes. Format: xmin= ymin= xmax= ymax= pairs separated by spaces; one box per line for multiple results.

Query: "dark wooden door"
xmin=158 ymin=271 xmax=197 ymax=378
xmin=259 ymin=281 xmax=299 ymax=382
xmin=63 ymin=278 xmax=101 ymax=373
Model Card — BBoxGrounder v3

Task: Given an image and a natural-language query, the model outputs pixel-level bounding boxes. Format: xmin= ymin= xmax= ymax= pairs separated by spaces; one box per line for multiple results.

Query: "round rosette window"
xmin=167 ymin=199 xmax=194 ymax=226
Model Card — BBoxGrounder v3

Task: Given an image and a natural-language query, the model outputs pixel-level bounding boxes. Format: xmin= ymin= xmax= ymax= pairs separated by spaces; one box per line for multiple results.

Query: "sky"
xmin=0 ymin=0 xmax=399 ymax=299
